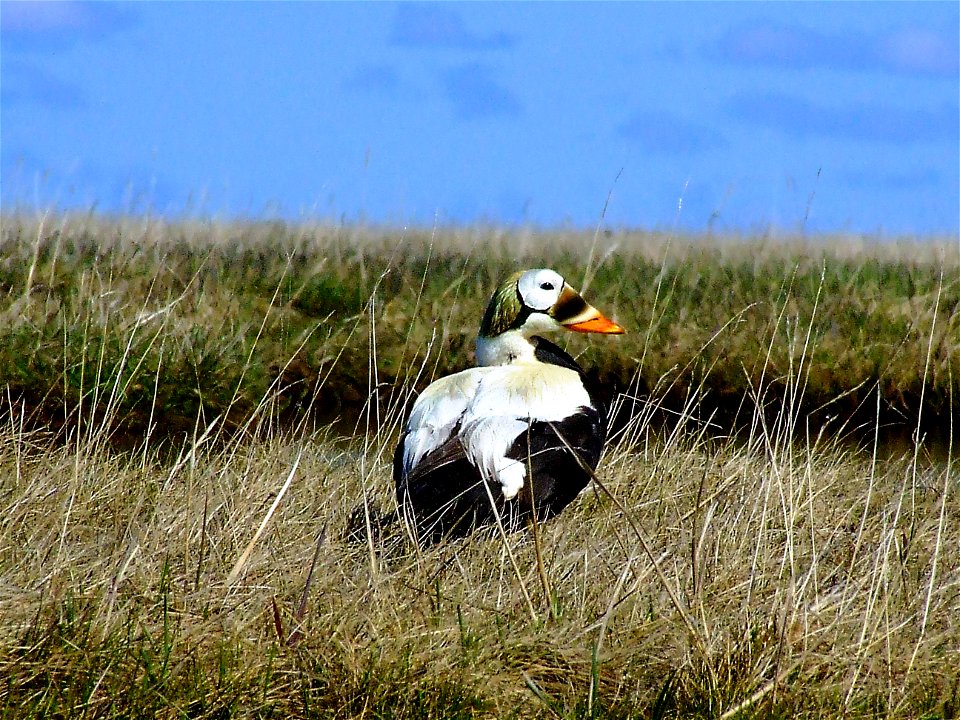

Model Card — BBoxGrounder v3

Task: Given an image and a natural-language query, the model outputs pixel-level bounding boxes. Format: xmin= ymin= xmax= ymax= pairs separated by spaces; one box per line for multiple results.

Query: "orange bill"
xmin=563 ymin=312 xmax=625 ymax=334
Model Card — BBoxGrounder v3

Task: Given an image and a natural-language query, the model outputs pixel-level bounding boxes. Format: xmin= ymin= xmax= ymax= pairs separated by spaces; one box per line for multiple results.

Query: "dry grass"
xmin=1 ymin=383 xmax=956 ymax=718
xmin=0 ymin=213 xmax=958 ymax=718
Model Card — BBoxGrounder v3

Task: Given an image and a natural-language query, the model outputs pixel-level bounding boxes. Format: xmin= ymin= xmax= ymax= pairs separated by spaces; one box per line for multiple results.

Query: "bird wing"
xmin=398 ymin=430 xmax=470 ymax=484
xmin=399 ymin=364 xmax=595 ymax=499
xmin=400 ymin=368 xmax=485 ymax=477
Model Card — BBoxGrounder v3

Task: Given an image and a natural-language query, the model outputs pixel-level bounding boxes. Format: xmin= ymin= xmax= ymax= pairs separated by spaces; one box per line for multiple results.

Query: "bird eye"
xmin=540 ymin=282 xmax=554 ymax=291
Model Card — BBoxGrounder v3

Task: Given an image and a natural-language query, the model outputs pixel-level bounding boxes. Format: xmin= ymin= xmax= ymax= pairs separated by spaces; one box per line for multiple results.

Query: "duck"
xmin=394 ymin=268 xmax=624 ymax=544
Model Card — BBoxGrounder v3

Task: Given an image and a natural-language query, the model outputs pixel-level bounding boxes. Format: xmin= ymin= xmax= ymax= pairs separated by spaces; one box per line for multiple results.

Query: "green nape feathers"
xmin=478 ymin=271 xmax=525 ymax=338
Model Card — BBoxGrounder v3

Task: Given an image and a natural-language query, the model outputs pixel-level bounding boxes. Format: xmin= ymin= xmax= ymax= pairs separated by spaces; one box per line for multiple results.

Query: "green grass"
xmin=0 ymin=212 xmax=957 ymax=718
xmin=1 ymin=214 xmax=956 ymax=450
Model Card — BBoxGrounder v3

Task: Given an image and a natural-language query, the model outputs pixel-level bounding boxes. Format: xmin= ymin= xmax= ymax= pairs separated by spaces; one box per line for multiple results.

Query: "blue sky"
xmin=2 ymin=1 xmax=958 ymax=236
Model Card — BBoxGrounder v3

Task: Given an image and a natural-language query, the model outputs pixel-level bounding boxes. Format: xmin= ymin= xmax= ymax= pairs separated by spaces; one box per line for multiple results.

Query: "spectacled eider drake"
xmin=394 ymin=268 xmax=624 ymax=544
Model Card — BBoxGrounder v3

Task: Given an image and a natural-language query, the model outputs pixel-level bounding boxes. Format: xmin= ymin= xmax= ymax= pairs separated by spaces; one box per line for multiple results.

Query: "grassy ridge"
xmin=0 ymin=214 xmax=956 ymax=450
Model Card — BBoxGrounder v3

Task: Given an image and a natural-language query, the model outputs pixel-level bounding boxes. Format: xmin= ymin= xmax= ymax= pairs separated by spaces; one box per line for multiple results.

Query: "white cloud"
xmin=1 ymin=1 xmax=136 ymax=51
xmin=710 ymin=21 xmax=959 ymax=78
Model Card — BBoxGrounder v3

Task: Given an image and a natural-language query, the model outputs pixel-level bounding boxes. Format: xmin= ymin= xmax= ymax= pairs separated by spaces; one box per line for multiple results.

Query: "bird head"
xmin=478 ymin=268 xmax=625 ymax=340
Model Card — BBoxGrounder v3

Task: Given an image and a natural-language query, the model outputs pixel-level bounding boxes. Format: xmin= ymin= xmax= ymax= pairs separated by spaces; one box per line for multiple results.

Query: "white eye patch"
xmin=517 ymin=268 xmax=564 ymax=311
